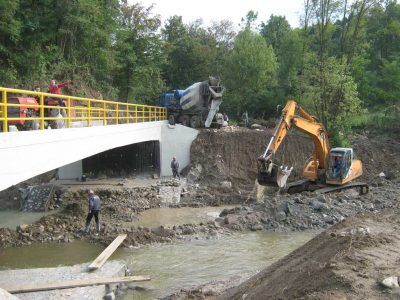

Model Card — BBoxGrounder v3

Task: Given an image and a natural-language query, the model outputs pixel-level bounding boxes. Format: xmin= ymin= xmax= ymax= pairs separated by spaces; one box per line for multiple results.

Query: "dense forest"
xmin=0 ymin=0 xmax=399 ymax=143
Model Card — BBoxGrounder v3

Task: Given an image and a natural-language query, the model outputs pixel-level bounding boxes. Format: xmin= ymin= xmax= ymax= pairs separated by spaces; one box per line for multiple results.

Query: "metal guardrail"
xmin=0 ymin=87 xmax=167 ymax=132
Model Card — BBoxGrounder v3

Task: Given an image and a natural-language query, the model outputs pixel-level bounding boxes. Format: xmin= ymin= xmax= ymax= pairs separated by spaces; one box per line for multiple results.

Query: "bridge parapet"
xmin=0 ymin=87 xmax=166 ymax=132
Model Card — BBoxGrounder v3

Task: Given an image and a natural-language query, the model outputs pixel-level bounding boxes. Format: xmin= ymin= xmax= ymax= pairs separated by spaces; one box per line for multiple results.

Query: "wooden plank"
xmin=88 ymin=234 xmax=127 ymax=271
xmin=4 ymin=275 xmax=150 ymax=294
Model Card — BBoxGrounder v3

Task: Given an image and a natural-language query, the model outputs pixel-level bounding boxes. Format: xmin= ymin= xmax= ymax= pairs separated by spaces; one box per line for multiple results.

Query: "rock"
xmin=365 ymin=203 xmax=374 ymax=210
xmin=17 ymin=224 xmax=29 ymax=232
xmin=104 ymin=292 xmax=116 ymax=300
xmin=220 ymin=181 xmax=232 ymax=189
xmin=224 ymin=215 xmax=238 ymax=225
xmin=381 ymin=276 xmax=399 ymax=288
xmin=250 ymin=224 xmax=263 ymax=231
xmin=294 ymin=197 xmax=305 ymax=204
xmin=250 ymin=124 xmax=264 ymax=130
xmin=187 ymin=164 xmax=203 ymax=183
xmin=181 ymin=227 xmax=196 ymax=235
xmin=281 ymin=201 xmax=292 ymax=215
xmin=310 ymin=199 xmax=329 ymax=212
xmin=276 ymin=211 xmax=287 ymax=222
xmin=317 ymin=194 xmax=327 ymax=203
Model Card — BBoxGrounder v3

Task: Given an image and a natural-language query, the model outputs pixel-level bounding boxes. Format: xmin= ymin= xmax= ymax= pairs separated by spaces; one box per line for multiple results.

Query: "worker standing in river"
xmin=171 ymin=156 xmax=180 ymax=179
xmin=85 ymin=190 xmax=101 ymax=233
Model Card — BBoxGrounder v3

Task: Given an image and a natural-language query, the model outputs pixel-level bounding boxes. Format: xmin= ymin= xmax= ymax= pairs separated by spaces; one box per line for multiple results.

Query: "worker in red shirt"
xmin=47 ymin=80 xmax=70 ymax=106
xmin=48 ymin=80 xmax=69 ymax=94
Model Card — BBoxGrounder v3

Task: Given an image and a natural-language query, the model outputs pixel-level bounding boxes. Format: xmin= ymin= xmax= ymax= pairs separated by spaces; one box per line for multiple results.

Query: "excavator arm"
xmin=258 ymin=100 xmax=330 ymax=187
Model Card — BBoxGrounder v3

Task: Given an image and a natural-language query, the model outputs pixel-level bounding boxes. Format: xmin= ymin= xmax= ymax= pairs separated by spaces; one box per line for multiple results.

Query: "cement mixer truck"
xmin=160 ymin=76 xmax=225 ymax=128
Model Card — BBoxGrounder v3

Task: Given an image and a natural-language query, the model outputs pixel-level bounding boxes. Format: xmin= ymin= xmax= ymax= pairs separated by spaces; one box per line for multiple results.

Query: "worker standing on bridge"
xmin=48 ymin=79 xmax=69 ymax=95
xmin=48 ymin=79 xmax=69 ymax=106
xmin=85 ymin=190 xmax=101 ymax=234
xmin=171 ymin=156 xmax=180 ymax=179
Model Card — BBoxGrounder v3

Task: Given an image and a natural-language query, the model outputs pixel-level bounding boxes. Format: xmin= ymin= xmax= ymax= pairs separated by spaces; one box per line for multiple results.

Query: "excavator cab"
xmin=326 ymin=148 xmax=353 ymax=181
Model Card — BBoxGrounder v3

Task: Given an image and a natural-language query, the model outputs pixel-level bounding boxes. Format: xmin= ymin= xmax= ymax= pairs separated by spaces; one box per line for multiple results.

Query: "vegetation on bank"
xmin=0 ymin=0 xmax=399 ymax=142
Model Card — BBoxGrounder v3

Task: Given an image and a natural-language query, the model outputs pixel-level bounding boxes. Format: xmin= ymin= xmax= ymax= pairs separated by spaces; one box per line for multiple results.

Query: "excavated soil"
xmin=187 ymin=127 xmax=400 ymax=188
xmin=188 ymin=127 xmax=312 ymax=188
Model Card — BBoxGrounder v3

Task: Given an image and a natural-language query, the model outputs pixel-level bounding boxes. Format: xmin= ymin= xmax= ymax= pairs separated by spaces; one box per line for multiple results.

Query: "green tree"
xmin=260 ymin=15 xmax=303 ymax=101
xmin=162 ymin=16 xmax=222 ymax=89
xmin=0 ymin=0 xmax=21 ymax=84
xmin=297 ymin=56 xmax=362 ymax=145
xmin=114 ymin=1 xmax=165 ymax=103
xmin=222 ymin=28 xmax=277 ymax=117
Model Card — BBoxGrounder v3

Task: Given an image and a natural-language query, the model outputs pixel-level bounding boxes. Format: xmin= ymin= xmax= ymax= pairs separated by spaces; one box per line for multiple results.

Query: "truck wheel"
xmin=181 ymin=115 xmax=190 ymax=127
xmin=190 ymin=116 xmax=200 ymax=128
xmin=168 ymin=115 xmax=176 ymax=125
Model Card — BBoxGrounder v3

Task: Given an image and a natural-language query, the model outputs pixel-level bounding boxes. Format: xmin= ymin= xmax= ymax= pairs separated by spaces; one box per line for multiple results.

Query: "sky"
xmin=133 ymin=0 xmax=305 ymax=29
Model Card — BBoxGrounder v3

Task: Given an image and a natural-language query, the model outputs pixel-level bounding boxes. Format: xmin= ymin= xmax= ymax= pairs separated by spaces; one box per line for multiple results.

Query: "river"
xmin=0 ymin=206 xmax=316 ymax=299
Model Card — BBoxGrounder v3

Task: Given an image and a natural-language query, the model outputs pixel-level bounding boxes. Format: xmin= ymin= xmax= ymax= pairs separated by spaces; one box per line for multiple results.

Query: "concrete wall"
xmin=161 ymin=124 xmax=199 ymax=176
xmin=0 ymin=121 xmax=198 ymax=191
xmin=58 ymin=160 xmax=83 ymax=180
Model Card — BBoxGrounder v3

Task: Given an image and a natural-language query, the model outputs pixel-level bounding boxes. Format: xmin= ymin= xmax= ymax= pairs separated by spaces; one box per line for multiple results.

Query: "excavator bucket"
xmin=276 ymin=166 xmax=293 ymax=188
xmin=257 ymin=158 xmax=293 ymax=188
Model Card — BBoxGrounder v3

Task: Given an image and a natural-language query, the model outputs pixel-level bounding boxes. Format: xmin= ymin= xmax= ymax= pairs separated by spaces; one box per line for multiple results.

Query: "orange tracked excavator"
xmin=257 ymin=100 xmax=369 ymax=194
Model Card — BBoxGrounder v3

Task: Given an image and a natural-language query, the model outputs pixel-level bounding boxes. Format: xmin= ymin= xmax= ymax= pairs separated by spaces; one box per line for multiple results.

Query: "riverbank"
xmin=218 ymin=206 xmax=400 ymax=300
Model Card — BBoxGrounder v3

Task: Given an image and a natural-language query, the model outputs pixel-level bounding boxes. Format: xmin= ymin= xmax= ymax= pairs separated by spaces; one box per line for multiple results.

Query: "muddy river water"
xmin=0 ymin=206 xmax=316 ymax=299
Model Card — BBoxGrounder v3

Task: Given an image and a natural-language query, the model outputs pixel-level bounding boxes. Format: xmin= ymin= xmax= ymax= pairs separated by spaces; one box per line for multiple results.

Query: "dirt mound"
xmin=188 ymin=128 xmax=313 ymax=189
xmin=187 ymin=129 xmax=400 ymax=189
xmin=352 ymin=135 xmax=400 ymax=182
xmin=218 ymin=208 xmax=400 ymax=300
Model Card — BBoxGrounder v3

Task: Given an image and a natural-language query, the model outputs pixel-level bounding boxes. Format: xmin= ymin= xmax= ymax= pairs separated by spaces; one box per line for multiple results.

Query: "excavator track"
xmin=285 ymin=180 xmax=369 ymax=195
xmin=315 ymin=182 xmax=369 ymax=195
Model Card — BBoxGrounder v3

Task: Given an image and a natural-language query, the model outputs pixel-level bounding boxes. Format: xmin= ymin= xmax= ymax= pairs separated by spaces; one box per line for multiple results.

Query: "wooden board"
xmin=88 ymin=234 xmax=127 ymax=271
xmin=4 ymin=275 xmax=150 ymax=294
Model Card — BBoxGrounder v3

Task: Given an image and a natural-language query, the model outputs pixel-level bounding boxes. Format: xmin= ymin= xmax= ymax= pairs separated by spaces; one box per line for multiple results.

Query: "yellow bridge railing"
xmin=0 ymin=87 xmax=167 ymax=132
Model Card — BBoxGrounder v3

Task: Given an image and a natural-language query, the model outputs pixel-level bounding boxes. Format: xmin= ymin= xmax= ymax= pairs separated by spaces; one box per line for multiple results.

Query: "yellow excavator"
xmin=257 ymin=100 xmax=369 ymax=194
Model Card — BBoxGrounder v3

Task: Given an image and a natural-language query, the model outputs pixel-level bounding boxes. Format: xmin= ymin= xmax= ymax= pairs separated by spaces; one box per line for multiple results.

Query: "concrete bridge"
xmin=0 ymin=121 xmax=198 ymax=192
xmin=0 ymin=86 xmax=199 ymax=192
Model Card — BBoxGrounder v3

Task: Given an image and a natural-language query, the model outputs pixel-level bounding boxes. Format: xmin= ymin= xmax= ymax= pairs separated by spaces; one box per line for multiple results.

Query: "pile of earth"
xmin=186 ymin=128 xmax=400 ymax=190
xmin=186 ymin=127 xmax=313 ymax=189
xmin=216 ymin=179 xmax=400 ymax=232
xmin=218 ymin=206 xmax=400 ymax=300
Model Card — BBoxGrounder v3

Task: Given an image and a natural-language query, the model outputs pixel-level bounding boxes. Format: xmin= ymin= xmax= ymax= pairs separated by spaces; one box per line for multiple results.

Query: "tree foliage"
xmin=222 ymin=28 xmax=277 ymax=117
xmin=0 ymin=0 xmax=398 ymax=136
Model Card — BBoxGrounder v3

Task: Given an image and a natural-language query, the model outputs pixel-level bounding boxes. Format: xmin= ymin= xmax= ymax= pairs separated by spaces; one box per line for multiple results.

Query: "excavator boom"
xmin=258 ymin=100 xmax=330 ymax=187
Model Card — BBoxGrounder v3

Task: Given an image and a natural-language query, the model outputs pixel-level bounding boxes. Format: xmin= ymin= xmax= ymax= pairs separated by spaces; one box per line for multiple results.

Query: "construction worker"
xmin=242 ymin=111 xmax=249 ymax=128
xmin=171 ymin=156 xmax=180 ymax=179
xmin=85 ymin=190 xmax=101 ymax=233
xmin=47 ymin=80 xmax=69 ymax=106
xmin=48 ymin=79 xmax=69 ymax=95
